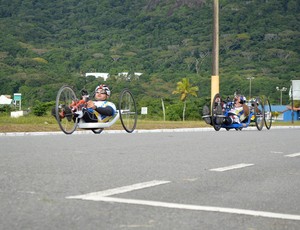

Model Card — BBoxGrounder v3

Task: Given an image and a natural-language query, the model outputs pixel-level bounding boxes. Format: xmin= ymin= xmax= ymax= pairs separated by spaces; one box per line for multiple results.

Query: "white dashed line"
xmin=209 ymin=163 xmax=254 ymax=172
xmin=270 ymin=151 xmax=283 ymax=154
xmin=285 ymin=152 xmax=300 ymax=158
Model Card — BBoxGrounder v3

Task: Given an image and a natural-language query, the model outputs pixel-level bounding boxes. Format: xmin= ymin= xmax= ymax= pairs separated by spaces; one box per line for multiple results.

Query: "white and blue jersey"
xmin=93 ymin=100 xmax=116 ymax=121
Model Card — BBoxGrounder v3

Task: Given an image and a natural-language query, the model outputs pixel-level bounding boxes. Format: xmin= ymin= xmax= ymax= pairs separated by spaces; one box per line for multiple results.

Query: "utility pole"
xmin=276 ymin=86 xmax=287 ymax=105
xmin=246 ymin=77 xmax=255 ymax=99
xmin=211 ymin=0 xmax=219 ymax=105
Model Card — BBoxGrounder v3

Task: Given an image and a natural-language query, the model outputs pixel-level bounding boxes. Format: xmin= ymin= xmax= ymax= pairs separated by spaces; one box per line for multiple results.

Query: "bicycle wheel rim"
xmin=55 ymin=86 xmax=78 ymax=134
xmin=119 ymin=89 xmax=137 ymax=133
xmin=264 ymin=98 xmax=272 ymax=130
xmin=211 ymin=93 xmax=222 ymax=131
xmin=254 ymin=97 xmax=264 ymax=131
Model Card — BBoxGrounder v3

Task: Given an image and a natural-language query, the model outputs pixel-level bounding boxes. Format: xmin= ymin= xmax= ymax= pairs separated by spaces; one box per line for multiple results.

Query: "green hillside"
xmin=0 ymin=0 xmax=299 ymax=120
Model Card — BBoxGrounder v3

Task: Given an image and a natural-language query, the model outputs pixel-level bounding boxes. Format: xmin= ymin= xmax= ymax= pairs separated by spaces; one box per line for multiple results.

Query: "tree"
xmin=172 ymin=78 xmax=199 ymax=121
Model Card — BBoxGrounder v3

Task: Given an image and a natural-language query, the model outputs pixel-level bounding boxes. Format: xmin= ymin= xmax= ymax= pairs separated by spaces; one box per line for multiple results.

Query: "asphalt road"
xmin=0 ymin=127 xmax=300 ymax=230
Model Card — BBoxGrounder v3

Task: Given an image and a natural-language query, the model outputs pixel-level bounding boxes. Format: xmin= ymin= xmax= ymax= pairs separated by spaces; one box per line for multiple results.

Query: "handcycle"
xmin=205 ymin=93 xmax=272 ymax=131
xmin=54 ymin=85 xmax=137 ymax=135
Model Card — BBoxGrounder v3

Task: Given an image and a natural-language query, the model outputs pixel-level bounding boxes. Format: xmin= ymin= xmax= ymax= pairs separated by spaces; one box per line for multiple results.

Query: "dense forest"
xmin=0 ymin=0 xmax=299 ymax=120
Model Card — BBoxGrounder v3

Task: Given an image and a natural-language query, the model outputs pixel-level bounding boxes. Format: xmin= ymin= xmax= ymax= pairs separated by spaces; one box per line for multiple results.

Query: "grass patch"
xmin=0 ymin=114 xmax=60 ymax=132
xmin=0 ymin=114 xmax=299 ymax=133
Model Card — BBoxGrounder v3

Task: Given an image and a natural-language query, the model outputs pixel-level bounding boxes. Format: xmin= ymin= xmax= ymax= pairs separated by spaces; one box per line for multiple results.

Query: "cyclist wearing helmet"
xmin=203 ymin=94 xmax=249 ymax=126
xmin=75 ymin=84 xmax=116 ymax=122
xmin=223 ymin=94 xmax=249 ymax=125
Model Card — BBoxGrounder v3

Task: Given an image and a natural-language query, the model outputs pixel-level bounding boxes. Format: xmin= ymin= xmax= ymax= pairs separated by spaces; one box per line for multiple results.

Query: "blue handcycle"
xmin=207 ymin=93 xmax=272 ymax=131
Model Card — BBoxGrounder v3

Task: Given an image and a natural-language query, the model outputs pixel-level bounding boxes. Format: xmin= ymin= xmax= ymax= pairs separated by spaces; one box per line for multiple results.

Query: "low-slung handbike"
xmin=54 ymin=85 xmax=137 ymax=134
xmin=205 ymin=93 xmax=272 ymax=131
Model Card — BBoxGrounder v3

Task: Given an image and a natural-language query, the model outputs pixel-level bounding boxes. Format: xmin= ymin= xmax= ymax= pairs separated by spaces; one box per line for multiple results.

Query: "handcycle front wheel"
xmin=55 ymin=86 xmax=78 ymax=134
xmin=211 ymin=93 xmax=222 ymax=131
xmin=264 ymin=98 xmax=272 ymax=130
xmin=254 ymin=97 xmax=264 ymax=131
xmin=119 ymin=89 xmax=137 ymax=133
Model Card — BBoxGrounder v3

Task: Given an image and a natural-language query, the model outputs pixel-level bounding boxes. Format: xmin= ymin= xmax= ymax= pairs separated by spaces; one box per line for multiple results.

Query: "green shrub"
xmin=0 ymin=104 xmax=13 ymax=114
xmin=32 ymin=101 xmax=55 ymax=116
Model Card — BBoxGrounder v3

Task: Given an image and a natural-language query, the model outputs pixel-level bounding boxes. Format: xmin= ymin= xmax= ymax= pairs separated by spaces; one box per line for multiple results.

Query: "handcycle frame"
xmin=209 ymin=93 xmax=272 ymax=131
xmin=55 ymin=85 xmax=137 ymax=134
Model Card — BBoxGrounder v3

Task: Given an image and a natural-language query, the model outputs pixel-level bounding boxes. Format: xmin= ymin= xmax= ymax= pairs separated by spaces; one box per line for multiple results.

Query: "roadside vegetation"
xmin=0 ymin=0 xmax=299 ymax=115
xmin=0 ymin=112 xmax=299 ymax=133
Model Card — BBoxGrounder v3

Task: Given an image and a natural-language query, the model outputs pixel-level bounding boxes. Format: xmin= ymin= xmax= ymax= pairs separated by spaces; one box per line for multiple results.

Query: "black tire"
xmin=91 ymin=128 xmax=104 ymax=134
xmin=211 ymin=93 xmax=222 ymax=131
xmin=119 ymin=89 xmax=137 ymax=133
xmin=264 ymin=98 xmax=272 ymax=130
xmin=55 ymin=86 xmax=78 ymax=134
xmin=254 ymin=97 xmax=264 ymax=131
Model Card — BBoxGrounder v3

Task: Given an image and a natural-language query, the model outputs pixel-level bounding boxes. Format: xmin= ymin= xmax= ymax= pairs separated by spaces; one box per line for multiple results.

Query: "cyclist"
xmin=203 ymin=94 xmax=249 ymax=126
xmin=74 ymin=84 xmax=116 ymax=123
xmin=223 ymin=94 xmax=249 ymax=125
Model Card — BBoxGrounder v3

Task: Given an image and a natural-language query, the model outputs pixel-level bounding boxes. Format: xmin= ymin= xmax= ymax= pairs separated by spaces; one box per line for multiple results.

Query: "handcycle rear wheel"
xmin=55 ymin=86 xmax=78 ymax=134
xmin=211 ymin=93 xmax=222 ymax=131
xmin=264 ymin=98 xmax=272 ymax=130
xmin=119 ymin=89 xmax=137 ymax=133
xmin=254 ymin=97 xmax=264 ymax=131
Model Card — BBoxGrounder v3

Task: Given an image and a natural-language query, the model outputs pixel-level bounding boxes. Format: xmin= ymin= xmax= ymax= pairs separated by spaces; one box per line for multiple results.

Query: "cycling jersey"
xmin=93 ymin=100 xmax=116 ymax=121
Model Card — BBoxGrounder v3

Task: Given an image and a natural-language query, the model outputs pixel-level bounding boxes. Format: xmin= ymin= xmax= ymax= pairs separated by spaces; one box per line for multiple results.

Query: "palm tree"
xmin=172 ymin=78 xmax=199 ymax=121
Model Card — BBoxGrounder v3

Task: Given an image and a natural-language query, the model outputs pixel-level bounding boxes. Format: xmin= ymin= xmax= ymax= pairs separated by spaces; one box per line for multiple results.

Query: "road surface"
xmin=0 ymin=127 xmax=300 ymax=229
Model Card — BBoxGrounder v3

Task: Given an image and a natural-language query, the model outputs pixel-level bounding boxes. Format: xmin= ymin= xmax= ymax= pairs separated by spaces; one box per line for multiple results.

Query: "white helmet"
xmin=95 ymin=84 xmax=111 ymax=96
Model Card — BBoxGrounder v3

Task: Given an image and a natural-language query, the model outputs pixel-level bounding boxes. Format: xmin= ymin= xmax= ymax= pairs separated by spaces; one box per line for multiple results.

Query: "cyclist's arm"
xmin=242 ymin=104 xmax=249 ymax=116
xmin=94 ymin=106 xmax=114 ymax=116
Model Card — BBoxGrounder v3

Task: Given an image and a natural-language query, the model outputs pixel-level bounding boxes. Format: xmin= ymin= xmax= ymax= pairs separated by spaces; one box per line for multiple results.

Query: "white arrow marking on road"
xmin=209 ymin=163 xmax=254 ymax=172
xmin=66 ymin=180 xmax=300 ymax=221
xmin=66 ymin=180 xmax=170 ymax=199
xmin=69 ymin=195 xmax=300 ymax=221
xmin=98 ymin=197 xmax=300 ymax=221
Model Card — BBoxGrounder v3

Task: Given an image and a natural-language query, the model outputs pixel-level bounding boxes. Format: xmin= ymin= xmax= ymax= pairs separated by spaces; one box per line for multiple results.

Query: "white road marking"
xmin=73 ymin=196 xmax=300 ymax=221
xmin=209 ymin=163 xmax=254 ymax=172
xmin=66 ymin=180 xmax=300 ymax=221
xmin=285 ymin=152 xmax=300 ymax=158
xmin=66 ymin=180 xmax=170 ymax=199
xmin=270 ymin=151 xmax=283 ymax=154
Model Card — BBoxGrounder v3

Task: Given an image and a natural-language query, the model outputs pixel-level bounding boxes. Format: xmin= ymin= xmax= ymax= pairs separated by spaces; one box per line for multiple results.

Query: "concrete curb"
xmin=0 ymin=126 xmax=299 ymax=136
